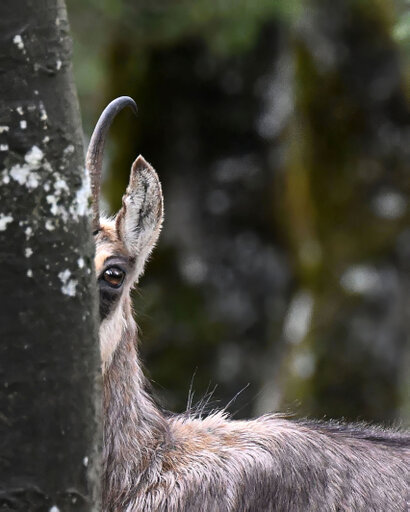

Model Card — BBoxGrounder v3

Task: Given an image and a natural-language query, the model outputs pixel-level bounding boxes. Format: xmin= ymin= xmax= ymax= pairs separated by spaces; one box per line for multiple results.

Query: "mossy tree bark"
xmin=0 ymin=1 xmax=100 ymax=510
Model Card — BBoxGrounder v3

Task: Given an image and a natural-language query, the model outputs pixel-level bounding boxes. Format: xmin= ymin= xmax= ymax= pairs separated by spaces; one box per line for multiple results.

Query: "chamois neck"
xmin=102 ymin=298 xmax=169 ymax=507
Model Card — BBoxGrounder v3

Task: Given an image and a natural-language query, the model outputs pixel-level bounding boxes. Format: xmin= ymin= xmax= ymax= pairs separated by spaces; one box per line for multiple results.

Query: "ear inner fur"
xmin=115 ymin=155 xmax=163 ymax=278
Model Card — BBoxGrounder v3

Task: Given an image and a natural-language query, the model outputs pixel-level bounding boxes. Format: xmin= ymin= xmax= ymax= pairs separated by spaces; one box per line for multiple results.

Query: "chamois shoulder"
xmin=168 ymin=411 xmax=410 ymax=453
xmin=294 ymin=418 xmax=410 ymax=449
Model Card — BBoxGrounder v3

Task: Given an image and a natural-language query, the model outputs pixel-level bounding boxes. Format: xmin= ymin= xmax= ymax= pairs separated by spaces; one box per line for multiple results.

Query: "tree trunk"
xmin=277 ymin=0 xmax=410 ymax=423
xmin=0 ymin=1 xmax=101 ymax=511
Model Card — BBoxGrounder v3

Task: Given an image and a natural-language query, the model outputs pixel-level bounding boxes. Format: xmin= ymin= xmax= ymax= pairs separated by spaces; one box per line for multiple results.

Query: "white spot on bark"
xmin=83 ymin=456 xmax=89 ymax=467
xmin=0 ymin=126 xmax=9 ymax=133
xmin=20 ymin=120 xmax=27 ymax=129
xmin=43 ymin=136 xmax=50 ymax=143
xmin=34 ymin=89 xmax=39 ymax=95
xmin=55 ymin=17 xmax=60 ymax=26
xmin=0 ymin=144 xmax=9 ymax=151
xmin=6 ymin=146 xmax=45 ymax=189
xmin=13 ymin=35 xmax=24 ymax=50
xmin=58 ymin=269 xmax=78 ymax=297
xmin=10 ymin=165 xmax=40 ymax=189
xmin=56 ymin=60 xmax=62 ymax=70
xmin=25 ymin=146 xmax=43 ymax=166
xmin=63 ymin=280 xmax=77 ymax=297
xmin=39 ymin=102 xmax=48 ymax=121
xmin=16 ymin=106 xmax=24 ymax=115
xmin=25 ymin=247 xmax=33 ymax=258
xmin=6 ymin=149 xmax=88 ymax=223
xmin=27 ymin=269 xmax=33 ymax=278
xmin=46 ymin=174 xmax=71 ymax=220
xmin=45 ymin=219 xmax=55 ymax=231
xmin=54 ymin=178 xmax=69 ymax=193
xmin=25 ymin=226 xmax=33 ymax=238
xmin=77 ymin=257 xmax=85 ymax=269
xmin=70 ymin=170 xmax=91 ymax=218
xmin=59 ymin=269 xmax=70 ymax=282
xmin=46 ymin=195 xmax=64 ymax=217
xmin=64 ymin=144 xmax=74 ymax=155
xmin=49 ymin=507 xmax=60 ymax=512
xmin=0 ymin=214 xmax=13 ymax=231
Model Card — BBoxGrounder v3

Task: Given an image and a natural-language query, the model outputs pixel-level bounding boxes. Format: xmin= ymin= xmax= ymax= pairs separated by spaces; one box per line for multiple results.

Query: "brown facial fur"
xmin=95 ymin=222 xmax=128 ymax=276
xmin=96 ymin=156 xmax=163 ymax=372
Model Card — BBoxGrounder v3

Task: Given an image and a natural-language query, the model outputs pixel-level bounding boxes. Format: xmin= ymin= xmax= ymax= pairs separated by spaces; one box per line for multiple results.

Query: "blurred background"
xmin=67 ymin=0 xmax=410 ymax=424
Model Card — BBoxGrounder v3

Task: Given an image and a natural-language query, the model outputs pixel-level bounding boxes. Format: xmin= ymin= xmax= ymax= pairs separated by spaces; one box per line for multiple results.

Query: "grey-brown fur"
xmin=101 ymin=315 xmax=409 ymax=512
xmin=89 ymin=100 xmax=409 ymax=512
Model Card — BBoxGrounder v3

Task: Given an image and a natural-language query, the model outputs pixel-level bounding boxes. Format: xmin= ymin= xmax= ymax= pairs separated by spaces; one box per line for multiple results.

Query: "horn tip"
xmin=117 ymin=96 xmax=138 ymax=117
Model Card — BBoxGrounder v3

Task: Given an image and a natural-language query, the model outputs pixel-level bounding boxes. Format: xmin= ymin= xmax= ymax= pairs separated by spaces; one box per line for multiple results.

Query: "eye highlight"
xmin=103 ymin=266 xmax=125 ymax=288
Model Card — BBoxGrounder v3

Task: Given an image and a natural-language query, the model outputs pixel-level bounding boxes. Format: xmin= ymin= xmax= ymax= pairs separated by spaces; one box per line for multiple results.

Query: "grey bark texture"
xmin=0 ymin=1 xmax=101 ymax=511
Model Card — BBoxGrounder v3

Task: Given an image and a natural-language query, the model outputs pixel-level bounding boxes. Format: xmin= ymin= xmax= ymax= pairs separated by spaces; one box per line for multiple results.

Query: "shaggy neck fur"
xmin=102 ymin=296 xmax=169 ymax=510
xmin=99 ymin=294 xmax=408 ymax=512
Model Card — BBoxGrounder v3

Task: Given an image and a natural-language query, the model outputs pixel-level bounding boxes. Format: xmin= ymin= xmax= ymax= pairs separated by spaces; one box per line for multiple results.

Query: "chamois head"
xmin=86 ymin=97 xmax=164 ymax=370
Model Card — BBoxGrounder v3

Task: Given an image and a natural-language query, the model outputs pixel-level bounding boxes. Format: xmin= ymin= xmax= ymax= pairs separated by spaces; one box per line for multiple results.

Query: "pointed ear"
xmin=116 ymin=155 xmax=164 ymax=278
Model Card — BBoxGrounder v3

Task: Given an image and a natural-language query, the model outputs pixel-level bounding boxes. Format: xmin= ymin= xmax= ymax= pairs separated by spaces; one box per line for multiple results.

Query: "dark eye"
xmin=103 ymin=267 xmax=125 ymax=288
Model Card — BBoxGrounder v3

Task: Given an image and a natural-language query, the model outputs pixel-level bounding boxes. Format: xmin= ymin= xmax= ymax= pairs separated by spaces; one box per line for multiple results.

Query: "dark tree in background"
xmin=0 ymin=1 xmax=100 ymax=511
xmin=277 ymin=1 xmax=410 ymax=422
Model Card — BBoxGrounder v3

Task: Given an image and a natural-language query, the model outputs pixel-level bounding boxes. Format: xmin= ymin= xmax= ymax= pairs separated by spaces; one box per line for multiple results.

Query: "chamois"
xmin=88 ymin=97 xmax=409 ymax=512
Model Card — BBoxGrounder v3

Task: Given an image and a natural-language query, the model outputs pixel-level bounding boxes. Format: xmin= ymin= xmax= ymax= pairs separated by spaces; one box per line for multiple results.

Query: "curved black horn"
xmin=86 ymin=96 xmax=138 ymax=232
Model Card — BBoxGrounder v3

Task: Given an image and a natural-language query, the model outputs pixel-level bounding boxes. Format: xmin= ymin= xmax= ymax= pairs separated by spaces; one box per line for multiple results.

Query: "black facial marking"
xmin=99 ymin=285 xmax=121 ymax=321
xmin=98 ymin=256 xmax=133 ymax=321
